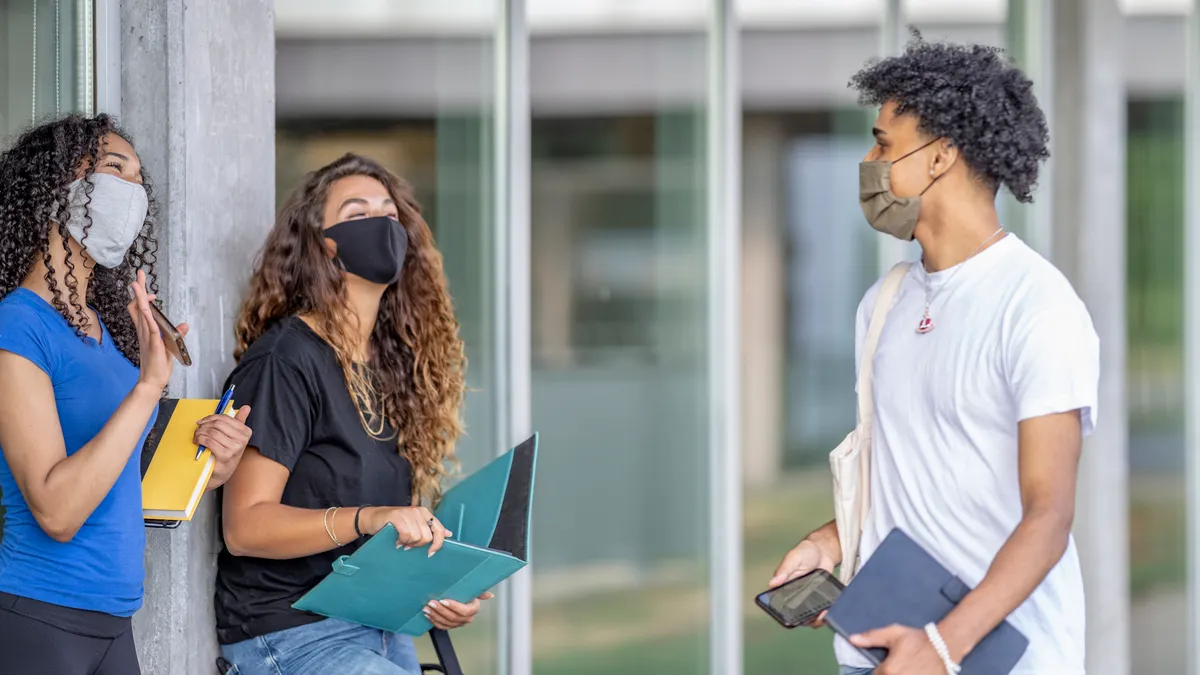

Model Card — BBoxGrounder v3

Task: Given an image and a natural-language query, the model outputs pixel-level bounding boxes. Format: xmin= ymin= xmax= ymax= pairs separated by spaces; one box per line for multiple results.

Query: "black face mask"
xmin=324 ymin=216 xmax=409 ymax=285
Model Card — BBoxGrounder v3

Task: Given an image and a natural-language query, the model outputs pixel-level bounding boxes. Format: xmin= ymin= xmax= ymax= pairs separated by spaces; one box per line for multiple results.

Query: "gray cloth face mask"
xmin=59 ymin=173 xmax=149 ymax=268
xmin=858 ymin=138 xmax=941 ymax=241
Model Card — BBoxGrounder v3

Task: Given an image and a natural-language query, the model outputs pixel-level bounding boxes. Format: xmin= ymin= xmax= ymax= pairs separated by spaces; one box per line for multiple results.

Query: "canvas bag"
xmin=829 ymin=262 xmax=910 ymax=585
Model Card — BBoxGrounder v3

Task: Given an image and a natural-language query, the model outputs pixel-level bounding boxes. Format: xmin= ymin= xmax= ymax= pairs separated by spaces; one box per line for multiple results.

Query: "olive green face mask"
xmin=858 ymin=137 xmax=941 ymax=241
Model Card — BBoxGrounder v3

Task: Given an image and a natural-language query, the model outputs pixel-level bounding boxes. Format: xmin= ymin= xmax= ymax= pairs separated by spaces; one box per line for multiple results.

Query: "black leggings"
xmin=0 ymin=591 xmax=140 ymax=675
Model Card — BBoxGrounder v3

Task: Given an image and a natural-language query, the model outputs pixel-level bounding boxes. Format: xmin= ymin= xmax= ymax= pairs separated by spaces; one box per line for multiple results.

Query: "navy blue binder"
xmin=824 ymin=528 xmax=1029 ymax=675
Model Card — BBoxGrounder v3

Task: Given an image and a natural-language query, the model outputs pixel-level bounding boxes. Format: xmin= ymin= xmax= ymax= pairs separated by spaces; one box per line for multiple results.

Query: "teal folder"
xmin=292 ymin=434 xmax=538 ymax=635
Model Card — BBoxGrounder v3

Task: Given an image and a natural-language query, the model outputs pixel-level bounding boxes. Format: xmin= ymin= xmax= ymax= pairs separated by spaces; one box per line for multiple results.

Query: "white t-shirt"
xmin=833 ymin=234 xmax=1099 ymax=674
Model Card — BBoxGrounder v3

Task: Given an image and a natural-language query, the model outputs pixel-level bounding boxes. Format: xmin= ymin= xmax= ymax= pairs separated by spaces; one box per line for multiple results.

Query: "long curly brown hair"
xmin=235 ymin=153 xmax=465 ymax=505
xmin=0 ymin=114 xmax=159 ymax=365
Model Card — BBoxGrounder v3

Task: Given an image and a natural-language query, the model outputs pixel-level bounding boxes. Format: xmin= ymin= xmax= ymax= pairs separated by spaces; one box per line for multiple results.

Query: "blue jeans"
xmin=220 ymin=618 xmax=421 ymax=675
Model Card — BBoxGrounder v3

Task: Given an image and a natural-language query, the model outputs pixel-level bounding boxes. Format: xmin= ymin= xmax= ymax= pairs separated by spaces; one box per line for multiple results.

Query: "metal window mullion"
xmin=1007 ymin=0 xmax=1055 ymax=259
xmin=1184 ymin=3 xmax=1200 ymax=675
xmin=77 ymin=0 xmax=95 ymax=115
xmin=876 ymin=0 xmax=919 ymax=274
xmin=1027 ymin=0 xmax=1055 ymax=261
xmin=93 ymin=0 xmax=119 ymax=116
xmin=495 ymin=1 xmax=532 ymax=674
xmin=706 ymin=1 xmax=742 ymax=674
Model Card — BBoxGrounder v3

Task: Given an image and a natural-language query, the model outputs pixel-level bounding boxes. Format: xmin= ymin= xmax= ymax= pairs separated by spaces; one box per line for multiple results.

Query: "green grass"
xmin=1129 ymin=477 xmax=1189 ymax=597
xmin=526 ymin=472 xmax=840 ymax=674
xmin=530 ymin=623 xmax=838 ymax=675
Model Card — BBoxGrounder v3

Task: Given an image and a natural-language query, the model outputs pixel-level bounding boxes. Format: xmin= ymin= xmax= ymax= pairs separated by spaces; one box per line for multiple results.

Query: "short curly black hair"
xmin=849 ymin=31 xmax=1050 ymax=203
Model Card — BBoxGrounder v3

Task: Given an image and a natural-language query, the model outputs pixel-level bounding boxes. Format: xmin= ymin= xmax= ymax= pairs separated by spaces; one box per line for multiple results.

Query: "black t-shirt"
xmin=214 ymin=316 xmax=413 ymax=645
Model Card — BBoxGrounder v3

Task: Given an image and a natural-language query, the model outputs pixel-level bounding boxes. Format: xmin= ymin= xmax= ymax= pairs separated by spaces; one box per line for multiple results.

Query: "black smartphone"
xmin=755 ymin=569 xmax=845 ymax=629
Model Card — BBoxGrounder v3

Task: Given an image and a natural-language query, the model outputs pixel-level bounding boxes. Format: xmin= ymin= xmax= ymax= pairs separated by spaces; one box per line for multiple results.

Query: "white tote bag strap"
xmin=850 ymin=261 xmax=910 ymax=547
xmin=856 ymin=262 xmax=910 ymax=427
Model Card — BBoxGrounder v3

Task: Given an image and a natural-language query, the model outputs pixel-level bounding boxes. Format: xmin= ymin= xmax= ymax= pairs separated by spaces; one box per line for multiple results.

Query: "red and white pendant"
xmin=916 ymin=307 xmax=935 ymax=334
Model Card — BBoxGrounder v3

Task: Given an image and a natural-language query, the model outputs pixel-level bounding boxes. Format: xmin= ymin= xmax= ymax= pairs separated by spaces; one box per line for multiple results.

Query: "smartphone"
xmin=127 ymin=283 xmax=191 ymax=366
xmin=147 ymin=300 xmax=192 ymax=366
xmin=755 ymin=569 xmax=844 ymax=629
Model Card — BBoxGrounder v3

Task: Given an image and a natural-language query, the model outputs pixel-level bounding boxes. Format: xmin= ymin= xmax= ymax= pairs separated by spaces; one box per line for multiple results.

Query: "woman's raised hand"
xmin=128 ymin=270 xmax=185 ymax=391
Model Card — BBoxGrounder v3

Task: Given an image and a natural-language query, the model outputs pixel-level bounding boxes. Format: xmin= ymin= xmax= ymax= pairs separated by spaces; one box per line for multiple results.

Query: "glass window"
xmin=1127 ymin=78 xmax=1189 ymax=675
xmin=528 ymin=4 xmax=713 ymax=673
xmin=1 ymin=0 xmax=93 ymax=140
xmin=740 ymin=70 xmax=882 ymax=675
xmin=273 ymin=3 xmax=501 ymax=671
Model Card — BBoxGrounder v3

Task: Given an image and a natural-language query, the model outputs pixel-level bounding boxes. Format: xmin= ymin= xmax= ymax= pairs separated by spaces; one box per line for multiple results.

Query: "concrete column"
xmin=1051 ymin=2 xmax=1129 ymax=674
xmin=119 ymin=1 xmax=275 ymax=673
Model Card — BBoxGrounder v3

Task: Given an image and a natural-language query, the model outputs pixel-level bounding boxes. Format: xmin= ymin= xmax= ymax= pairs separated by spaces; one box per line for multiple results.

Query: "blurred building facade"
xmin=2 ymin=0 xmax=1199 ymax=674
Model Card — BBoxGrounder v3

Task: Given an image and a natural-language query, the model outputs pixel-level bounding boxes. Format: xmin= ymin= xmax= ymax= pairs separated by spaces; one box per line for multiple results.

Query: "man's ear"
xmin=931 ymin=138 xmax=959 ymax=178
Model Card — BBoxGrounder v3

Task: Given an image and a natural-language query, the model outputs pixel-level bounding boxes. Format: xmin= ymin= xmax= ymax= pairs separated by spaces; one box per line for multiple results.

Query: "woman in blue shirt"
xmin=0 ymin=114 xmax=252 ymax=674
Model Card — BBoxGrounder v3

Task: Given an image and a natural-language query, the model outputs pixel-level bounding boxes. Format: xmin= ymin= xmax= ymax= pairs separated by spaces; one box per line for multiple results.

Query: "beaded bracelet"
xmin=924 ymin=623 xmax=961 ymax=675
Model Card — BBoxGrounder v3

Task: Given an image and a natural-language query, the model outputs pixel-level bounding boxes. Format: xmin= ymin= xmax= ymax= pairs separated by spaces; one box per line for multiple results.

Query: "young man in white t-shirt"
xmin=768 ymin=36 xmax=1100 ymax=675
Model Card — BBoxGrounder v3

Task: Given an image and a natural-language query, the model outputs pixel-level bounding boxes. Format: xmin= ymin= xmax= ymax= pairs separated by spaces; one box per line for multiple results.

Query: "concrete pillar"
xmin=119 ymin=1 xmax=275 ymax=673
xmin=740 ymin=116 xmax=785 ymax=489
xmin=1051 ymin=1 xmax=1130 ymax=674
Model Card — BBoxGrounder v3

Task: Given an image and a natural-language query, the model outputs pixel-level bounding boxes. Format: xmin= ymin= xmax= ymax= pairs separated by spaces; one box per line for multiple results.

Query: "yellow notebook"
xmin=140 ymin=398 xmax=234 ymax=521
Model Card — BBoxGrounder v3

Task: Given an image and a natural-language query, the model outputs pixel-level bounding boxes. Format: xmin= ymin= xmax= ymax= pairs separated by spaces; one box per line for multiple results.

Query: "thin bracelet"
xmin=323 ymin=506 xmax=344 ymax=547
xmin=924 ymin=623 xmax=961 ymax=675
xmin=354 ymin=505 xmax=370 ymax=538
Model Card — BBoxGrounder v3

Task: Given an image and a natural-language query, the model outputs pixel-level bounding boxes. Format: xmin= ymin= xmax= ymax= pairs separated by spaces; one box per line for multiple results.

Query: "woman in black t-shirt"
xmin=215 ymin=154 xmax=486 ymax=675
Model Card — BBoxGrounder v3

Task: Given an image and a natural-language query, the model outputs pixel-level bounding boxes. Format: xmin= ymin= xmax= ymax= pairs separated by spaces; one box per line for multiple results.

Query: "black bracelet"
xmin=354 ymin=505 xmax=370 ymax=538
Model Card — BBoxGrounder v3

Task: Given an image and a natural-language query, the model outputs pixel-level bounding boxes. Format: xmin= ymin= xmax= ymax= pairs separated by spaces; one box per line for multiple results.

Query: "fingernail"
xmin=403 ymin=546 xmax=411 ymax=551
xmin=428 ymin=550 xmax=435 ymax=558
xmin=428 ymin=601 xmax=438 ymax=609
xmin=440 ymin=600 xmax=451 ymax=606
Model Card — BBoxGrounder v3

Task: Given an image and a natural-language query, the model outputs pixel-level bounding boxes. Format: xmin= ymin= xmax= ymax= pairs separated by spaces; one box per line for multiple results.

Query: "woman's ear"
xmin=323 ymin=237 xmax=338 ymax=259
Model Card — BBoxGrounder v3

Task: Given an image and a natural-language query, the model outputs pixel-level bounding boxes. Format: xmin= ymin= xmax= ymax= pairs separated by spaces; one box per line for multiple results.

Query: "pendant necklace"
xmin=916 ymin=226 xmax=1006 ymax=334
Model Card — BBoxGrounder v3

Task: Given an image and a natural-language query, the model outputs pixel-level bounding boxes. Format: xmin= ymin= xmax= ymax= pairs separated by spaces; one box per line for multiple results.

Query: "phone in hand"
xmin=128 ymin=283 xmax=191 ymax=366
xmin=755 ymin=569 xmax=844 ymax=628
xmin=148 ymin=301 xmax=192 ymax=366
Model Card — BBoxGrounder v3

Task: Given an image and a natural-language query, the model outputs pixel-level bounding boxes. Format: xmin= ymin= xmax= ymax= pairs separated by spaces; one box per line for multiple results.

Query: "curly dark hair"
xmin=235 ymin=153 xmax=466 ymax=505
xmin=0 ymin=114 xmax=159 ymax=364
xmin=849 ymin=31 xmax=1050 ymax=203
